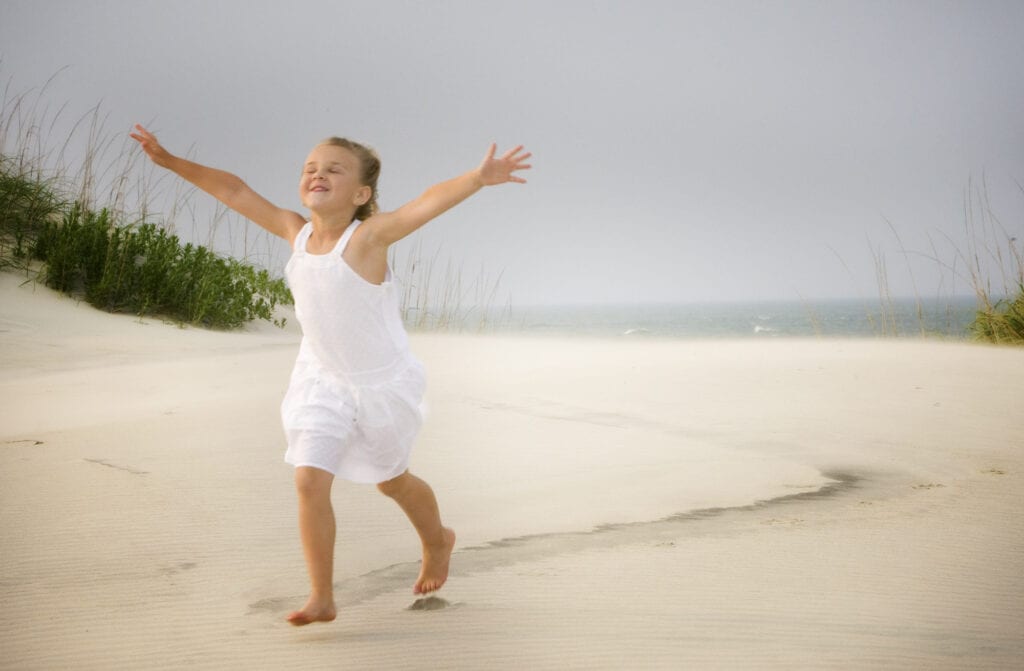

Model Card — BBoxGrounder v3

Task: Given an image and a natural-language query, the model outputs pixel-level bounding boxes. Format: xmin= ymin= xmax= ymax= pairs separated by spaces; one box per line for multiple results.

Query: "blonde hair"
xmin=318 ymin=137 xmax=381 ymax=221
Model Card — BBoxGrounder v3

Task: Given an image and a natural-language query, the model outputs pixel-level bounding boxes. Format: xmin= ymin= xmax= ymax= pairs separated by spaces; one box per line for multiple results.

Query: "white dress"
xmin=281 ymin=221 xmax=425 ymax=483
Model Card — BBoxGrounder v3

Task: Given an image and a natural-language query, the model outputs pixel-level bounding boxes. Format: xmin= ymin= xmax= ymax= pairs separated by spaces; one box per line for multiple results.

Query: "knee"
xmin=376 ymin=471 xmax=410 ymax=499
xmin=294 ymin=466 xmax=334 ymax=500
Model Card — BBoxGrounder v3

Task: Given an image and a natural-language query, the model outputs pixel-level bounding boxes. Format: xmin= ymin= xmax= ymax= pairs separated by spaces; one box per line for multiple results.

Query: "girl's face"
xmin=299 ymin=144 xmax=370 ymax=214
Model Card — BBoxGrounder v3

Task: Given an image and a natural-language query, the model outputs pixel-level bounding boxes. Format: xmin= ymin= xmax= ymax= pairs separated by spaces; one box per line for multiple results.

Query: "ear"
xmin=354 ymin=185 xmax=372 ymax=207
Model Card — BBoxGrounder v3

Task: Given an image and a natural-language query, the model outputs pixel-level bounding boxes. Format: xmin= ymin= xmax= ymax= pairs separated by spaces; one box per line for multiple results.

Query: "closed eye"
xmin=303 ymin=161 xmax=347 ymax=175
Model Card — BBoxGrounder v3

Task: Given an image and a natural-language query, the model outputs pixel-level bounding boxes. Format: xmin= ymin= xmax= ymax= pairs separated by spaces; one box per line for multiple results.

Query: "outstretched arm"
xmin=129 ymin=125 xmax=305 ymax=242
xmin=364 ymin=143 xmax=531 ymax=247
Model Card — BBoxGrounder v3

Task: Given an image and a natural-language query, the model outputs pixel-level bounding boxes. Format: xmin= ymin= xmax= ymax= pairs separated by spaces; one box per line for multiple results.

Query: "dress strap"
xmin=293 ymin=222 xmax=314 ymax=252
xmin=337 ymin=220 xmax=362 ymax=255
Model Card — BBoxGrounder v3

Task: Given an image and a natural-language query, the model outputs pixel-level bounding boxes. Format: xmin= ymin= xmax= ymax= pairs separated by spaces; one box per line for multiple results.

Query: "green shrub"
xmin=33 ymin=202 xmax=292 ymax=329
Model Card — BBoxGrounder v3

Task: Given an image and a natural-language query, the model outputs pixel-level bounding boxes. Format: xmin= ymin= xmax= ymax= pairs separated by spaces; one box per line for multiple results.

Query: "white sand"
xmin=1 ymin=270 xmax=1022 ymax=670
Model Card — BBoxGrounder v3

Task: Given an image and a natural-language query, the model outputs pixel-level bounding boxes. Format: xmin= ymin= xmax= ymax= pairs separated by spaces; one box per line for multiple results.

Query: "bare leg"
xmin=377 ymin=471 xmax=456 ymax=594
xmin=287 ymin=466 xmax=338 ymax=626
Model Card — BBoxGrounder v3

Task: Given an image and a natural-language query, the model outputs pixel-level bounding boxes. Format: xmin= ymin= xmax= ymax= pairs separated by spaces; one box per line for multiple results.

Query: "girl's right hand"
xmin=129 ymin=124 xmax=174 ymax=168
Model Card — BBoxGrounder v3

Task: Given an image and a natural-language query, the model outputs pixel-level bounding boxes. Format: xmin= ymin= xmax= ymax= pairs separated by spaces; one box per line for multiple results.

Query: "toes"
xmin=414 ymin=578 xmax=444 ymax=594
xmin=286 ymin=608 xmax=336 ymax=626
xmin=287 ymin=612 xmax=312 ymax=626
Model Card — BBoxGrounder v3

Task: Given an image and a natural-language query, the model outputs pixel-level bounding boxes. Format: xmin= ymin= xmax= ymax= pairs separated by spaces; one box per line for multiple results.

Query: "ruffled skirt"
xmin=281 ymin=354 xmax=426 ymax=484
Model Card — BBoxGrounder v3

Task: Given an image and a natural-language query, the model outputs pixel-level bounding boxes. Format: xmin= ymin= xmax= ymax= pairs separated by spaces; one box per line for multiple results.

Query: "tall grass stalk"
xmin=391 ymin=241 xmax=511 ymax=332
xmin=959 ymin=177 xmax=1024 ymax=343
xmin=865 ymin=177 xmax=1023 ymax=343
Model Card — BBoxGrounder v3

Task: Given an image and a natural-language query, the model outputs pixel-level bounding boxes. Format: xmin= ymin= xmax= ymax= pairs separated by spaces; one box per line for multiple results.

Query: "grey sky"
xmin=2 ymin=0 xmax=1022 ymax=305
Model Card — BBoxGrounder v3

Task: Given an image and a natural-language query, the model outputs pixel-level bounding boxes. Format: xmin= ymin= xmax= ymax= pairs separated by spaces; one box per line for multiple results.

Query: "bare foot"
xmin=286 ymin=597 xmax=337 ymax=626
xmin=414 ymin=527 xmax=456 ymax=594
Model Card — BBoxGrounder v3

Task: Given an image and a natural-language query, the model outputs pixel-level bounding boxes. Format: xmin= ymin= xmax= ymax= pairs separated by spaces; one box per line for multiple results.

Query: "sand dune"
xmin=1 ymin=271 xmax=1022 ymax=669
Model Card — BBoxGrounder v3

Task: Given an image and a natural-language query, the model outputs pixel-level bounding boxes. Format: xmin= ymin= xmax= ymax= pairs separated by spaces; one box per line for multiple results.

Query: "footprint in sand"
xmin=407 ymin=596 xmax=451 ymax=611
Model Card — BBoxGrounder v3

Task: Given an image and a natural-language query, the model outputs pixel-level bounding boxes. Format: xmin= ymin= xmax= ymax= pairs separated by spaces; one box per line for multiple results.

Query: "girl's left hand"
xmin=477 ymin=144 xmax=532 ymax=186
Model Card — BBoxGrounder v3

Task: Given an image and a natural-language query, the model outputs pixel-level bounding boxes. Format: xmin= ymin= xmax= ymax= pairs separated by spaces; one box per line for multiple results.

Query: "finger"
xmin=514 ymin=163 xmax=532 ymax=171
xmin=130 ymin=126 xmax=152 ymax=143
xmin=508 ymin=176 xmax=527 ymax=184
xmin=500 ymin=145 xmax=524 ymax=161
xmin=485 ymin=142 xmax=497 ymax=160
xmin=515 ymin=151 xmax=532 ymax=162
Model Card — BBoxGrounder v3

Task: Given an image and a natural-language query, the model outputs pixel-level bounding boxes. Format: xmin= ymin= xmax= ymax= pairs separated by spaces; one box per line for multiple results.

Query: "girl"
xmin=129 ymin=125 xmax=531 ymax=626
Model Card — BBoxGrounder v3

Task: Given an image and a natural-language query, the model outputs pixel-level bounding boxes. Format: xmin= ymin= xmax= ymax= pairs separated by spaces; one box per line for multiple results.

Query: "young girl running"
xmin=129 ymin=125 xmax=531 ymax=625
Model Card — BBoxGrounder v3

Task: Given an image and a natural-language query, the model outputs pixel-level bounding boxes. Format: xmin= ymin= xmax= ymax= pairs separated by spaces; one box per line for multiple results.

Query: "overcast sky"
xmin=2 ymin=0 xmax=1022 ymax=306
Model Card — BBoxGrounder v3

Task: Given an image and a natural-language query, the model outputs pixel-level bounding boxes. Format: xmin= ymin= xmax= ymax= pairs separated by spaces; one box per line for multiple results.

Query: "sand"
xmin=1 ymin=270 xmax=1022 ymax=670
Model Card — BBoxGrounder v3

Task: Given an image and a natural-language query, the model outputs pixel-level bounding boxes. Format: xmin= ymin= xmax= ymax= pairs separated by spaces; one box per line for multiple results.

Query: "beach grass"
xmin=969 ymin=283 xmax=1024 ymax=343
xmin=391 ymin=240 xmax=511 ymax=332
xmin=0 ymin=153 xmax=64 ymax=268
xmin=959 ymin=178 xmax=1024 ymax=344
xmin=856 ymin=175 xmax=1024 ymax=344
xmin=0 ymin=75 xmax=287 ymax=329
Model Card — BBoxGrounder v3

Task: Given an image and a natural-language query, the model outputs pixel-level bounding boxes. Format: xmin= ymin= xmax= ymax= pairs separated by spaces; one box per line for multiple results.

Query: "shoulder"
xmin=352 ymin=212 xmax=395 ymax=251
xmin=281 ymin=213 xmax=310 ymax=246
xmin=284 ymin=219 xmax=311 ymax=250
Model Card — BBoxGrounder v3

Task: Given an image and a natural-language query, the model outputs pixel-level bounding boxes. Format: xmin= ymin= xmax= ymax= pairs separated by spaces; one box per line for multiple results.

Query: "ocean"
xmin=465 ymin=296 xmax=983 ymax=340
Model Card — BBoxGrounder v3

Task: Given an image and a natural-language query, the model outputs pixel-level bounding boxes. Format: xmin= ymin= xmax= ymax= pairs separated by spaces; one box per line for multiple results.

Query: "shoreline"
xmin=414 ymin=294 xmax=984 ymax=340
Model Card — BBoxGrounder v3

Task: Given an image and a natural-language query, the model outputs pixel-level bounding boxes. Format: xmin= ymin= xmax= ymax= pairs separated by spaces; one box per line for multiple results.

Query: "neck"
xmin=308 ymin=209 xmax=356 ymax=234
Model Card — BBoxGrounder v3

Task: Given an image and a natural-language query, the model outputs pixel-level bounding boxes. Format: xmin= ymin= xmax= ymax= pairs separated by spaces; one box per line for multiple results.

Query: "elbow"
xmin=219 ymin=176 xmax=250 ymax=208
